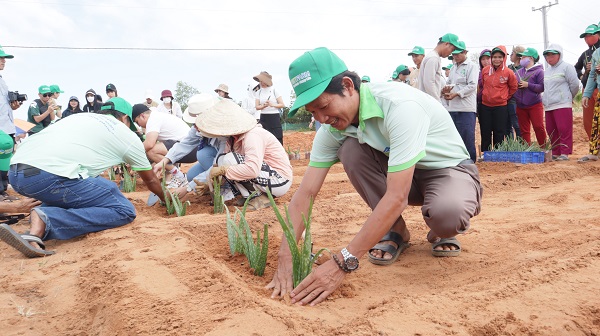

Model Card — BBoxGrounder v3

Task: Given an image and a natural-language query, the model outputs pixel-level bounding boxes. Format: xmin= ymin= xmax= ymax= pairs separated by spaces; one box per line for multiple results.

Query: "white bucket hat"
xmin=144 ymin=89 xmax=153 ymax=100
xmin=195 ymin=99 xmax=257 ymax=136
xmin=183 ymin=93 xmax=218 ymax=124
xmin=214 ymin=84 xmax=229 ymax=94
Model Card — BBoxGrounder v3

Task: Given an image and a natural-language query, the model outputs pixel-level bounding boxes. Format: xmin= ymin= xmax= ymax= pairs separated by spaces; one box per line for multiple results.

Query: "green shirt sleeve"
xmin=308 ymin=125 xmax=344 ymax=168
xmin=384 ymin=100 xmax=430 ymax=172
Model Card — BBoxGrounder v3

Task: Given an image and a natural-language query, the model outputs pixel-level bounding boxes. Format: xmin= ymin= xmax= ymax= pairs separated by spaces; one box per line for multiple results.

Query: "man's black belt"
xmin=10 ymin=163 xmax=41 ymax=177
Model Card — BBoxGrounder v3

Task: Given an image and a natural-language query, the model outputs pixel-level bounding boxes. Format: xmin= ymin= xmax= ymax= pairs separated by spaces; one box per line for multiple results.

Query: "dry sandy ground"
xmin=1 ymin=116 xmax=599 ymax=336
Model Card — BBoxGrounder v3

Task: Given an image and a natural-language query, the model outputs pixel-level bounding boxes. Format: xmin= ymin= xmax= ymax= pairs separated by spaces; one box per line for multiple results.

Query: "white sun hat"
xmin=195 ymin=99 xmax=257 ymax=136
xmin=183 ymin=93 xmax=219 ymax=124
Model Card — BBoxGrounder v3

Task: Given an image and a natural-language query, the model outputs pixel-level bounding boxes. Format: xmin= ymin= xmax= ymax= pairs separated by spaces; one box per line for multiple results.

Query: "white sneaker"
xmin=167 ymin=174 xmax=188 ymax=189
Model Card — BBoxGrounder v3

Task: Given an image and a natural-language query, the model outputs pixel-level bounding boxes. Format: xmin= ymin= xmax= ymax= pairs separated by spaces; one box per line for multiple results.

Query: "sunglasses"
xmin=42 ymin=93 xmax=52 ymax=97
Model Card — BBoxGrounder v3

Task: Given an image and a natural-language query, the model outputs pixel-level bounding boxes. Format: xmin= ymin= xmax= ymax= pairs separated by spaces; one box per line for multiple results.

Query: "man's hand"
xmin=209 ymin=165 xmax=229 ymax=180
xmin=289 ymin=258 xmax=346 ymax=306
xmin=266 ymin=253 xmax=294 ymax=299
xmin=8 ymin=197 xmax=41 ymax=213
xmin=10 ymin=101 xmax=21 ymax=110
xmin=586 ymin=62 xmax=592 ymax=72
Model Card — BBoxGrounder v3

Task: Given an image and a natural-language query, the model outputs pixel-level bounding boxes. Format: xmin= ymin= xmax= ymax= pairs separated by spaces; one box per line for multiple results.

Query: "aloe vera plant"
xmin=265 ymin=189 xmax=326 ymax=287
xmin=225 ymin=194 xmax=269 ymax=276
xmin=120 ymin=163 xmax=137 ymax=192
xmin=107 ymin=166 xmax=116 ymax=181
xmin=213 ymin=177 xmax=224 ymax=214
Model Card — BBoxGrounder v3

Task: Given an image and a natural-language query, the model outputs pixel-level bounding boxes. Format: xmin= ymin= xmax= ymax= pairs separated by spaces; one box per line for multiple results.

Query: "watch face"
xmin=345 ymin=257 xmax=359 ymax=270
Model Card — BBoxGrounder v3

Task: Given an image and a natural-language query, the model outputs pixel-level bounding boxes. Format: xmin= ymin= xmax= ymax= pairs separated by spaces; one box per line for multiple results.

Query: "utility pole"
xmin=532 ymin=1 xmax=559 ymax=51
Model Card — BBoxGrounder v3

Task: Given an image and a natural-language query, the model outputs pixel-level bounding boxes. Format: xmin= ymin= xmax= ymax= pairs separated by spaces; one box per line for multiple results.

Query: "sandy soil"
xmin=1 ymin=116 xmax=599 ymax=336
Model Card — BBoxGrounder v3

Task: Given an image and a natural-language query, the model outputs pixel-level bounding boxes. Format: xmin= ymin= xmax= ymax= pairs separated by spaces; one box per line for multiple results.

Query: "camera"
xmin=8 ymin=91 xmax=28 ymax=103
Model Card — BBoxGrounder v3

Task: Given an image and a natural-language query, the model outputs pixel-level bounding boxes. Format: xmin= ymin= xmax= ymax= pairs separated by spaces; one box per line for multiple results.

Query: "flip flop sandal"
xmin=0 ymin=224 xmax=55 ymax=258
xmin=367 ymin=231 xmax=410 ymax=266
xmin=577 ymin=155 xmax=599 ymax=163
xmin=431 ymin=237 xmax=461 ymax=257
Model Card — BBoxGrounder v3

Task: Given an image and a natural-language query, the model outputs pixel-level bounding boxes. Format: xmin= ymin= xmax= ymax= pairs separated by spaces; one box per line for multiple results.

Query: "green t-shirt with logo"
xmin=12 ymin=113 xmax=151 ymax=178
xmin=309 ymin=83 xmax=469 ymax=172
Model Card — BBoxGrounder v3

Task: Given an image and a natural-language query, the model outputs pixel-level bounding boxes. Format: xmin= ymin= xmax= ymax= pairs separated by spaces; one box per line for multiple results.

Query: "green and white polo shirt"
xmin=309 ymin=82 xmax=469 ymax=172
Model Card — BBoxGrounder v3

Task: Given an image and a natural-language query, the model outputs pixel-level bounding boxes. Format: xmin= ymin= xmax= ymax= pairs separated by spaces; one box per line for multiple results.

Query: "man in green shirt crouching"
xmin=267 ymin=47 xmax=483 ymax=306
xmin=0 ymin=97 xmax=165 ymax=258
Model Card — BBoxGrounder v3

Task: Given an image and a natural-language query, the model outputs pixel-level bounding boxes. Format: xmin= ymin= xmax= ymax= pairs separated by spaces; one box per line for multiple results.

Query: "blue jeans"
xmin=449 ymin=112 xmax=477 ymax=162
xmin=8 ymin=167 xmax=136 ymax=241
xmin=186 ymin=145 xmax=218 ymax=181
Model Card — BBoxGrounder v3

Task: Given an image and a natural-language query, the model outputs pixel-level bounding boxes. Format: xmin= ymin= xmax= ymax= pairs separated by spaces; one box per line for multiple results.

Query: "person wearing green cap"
xmin=575 ymin=24 xmax=600 ymax=139
xmin=506 ymin=45 xmax=525 ymax=139
xmin=361 ymin=75 xmax=370 ymax=83
xmin=267 ymin=47 xmax=482 ymax=305
xmin=391 ymin=64 xmax=411 ymax=84
xmin=0 ymin=97 xmax=165 ymax=258
xmin=442 ymin=64 xmax=453 ymax=77
xmin=443 ymin=46 xmax=479 ymax=162
xmin=580 ymin=37 xmax=600 ymax=162
xmin=0 ymin=45 xmax=18 ymax=198
xmin=514 ymin=47 xmax=546 ymax=147
xmin=417 ymin=33 xmax=463 ymax=102
xmin=49 ymin=84 xmax=64 ymax=118
xmin=407 ymin=46 xmax=425 ymax=88
xmin=26 ymin=85 xmax=57 ymax=135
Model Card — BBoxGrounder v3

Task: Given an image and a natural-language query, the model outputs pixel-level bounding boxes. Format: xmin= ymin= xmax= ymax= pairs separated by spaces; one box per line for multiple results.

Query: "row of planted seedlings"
xmin=106 ymin=164 xmax=137 ymax=192
xmin=225 ymin=188 xmax=325 ymax=284
xmin=286 ymin=146 xmax=311 ymax=161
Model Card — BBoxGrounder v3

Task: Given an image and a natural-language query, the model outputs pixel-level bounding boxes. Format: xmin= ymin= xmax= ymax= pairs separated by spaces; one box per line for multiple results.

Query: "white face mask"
xmin=86 ymin=96 xmax=95 ymax=103
xmin=163 ymin=97 xmax=172 ymax=104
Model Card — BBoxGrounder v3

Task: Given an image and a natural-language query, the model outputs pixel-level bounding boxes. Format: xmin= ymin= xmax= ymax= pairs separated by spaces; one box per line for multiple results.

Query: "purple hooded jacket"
xmin=513 ymin=63 xmax=544 ymax=108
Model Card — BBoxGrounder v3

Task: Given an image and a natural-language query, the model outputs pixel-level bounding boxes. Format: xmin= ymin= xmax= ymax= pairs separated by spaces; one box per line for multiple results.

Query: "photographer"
xmin=27 ymin=85 xmax=56 ymax=135
xmin=0 ymin=45 xmax=20 ymax=200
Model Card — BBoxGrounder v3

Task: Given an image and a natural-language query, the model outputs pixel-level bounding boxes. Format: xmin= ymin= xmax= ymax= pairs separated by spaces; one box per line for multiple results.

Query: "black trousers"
xmin=479 ymin=104 xmax=508 ymax=152
xmin=259 ymin=113 xmax=283 ymax=145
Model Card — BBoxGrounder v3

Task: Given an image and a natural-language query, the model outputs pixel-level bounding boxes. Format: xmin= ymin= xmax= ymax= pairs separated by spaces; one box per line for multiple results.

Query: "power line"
xmin=4 ymin=44 xmax=542 ymax=51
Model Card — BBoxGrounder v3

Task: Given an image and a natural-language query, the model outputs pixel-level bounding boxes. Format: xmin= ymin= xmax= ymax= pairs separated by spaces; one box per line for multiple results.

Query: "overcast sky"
xmin=1 ymin=0 xmax=598 ymax=119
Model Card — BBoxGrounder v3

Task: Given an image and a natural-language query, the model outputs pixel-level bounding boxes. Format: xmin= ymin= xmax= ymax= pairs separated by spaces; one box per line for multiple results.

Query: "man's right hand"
xmin=10 ymin=101 xmax=21 ymax=110
xmin=265 ymin=253 xmax=294 ymax=299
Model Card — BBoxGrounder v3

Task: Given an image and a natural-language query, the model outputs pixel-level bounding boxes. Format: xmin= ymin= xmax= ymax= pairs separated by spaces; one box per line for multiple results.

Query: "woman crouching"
xmin=200 ymin=99 xmax=293 ymax=210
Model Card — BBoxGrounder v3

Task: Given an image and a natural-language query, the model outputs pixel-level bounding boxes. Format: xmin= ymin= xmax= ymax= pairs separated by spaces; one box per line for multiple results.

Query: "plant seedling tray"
xmin=483 ymin=151 xmax=545 ymax=164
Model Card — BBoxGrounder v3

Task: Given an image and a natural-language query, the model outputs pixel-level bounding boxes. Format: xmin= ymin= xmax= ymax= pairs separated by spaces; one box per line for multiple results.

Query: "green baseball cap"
xmin=580 ymin=24 xmax=599 ymax=38
xmin=391 ymin=71 xmax=399 ymax=79
xmin=442 ymin=64 xmax=453 ymax=70
xmin=543 ymin=49 xmax=560 ymax=55
xmin=395 ymin=64 xmax=408 ymax=73
xmin=408 ymin=46 xmax=425 ymax=56
xmin=50 ymin=84 xmax=64 ymax=93
xmin=0 ymin=131 xmax=14 ymax=171
xmin=101 ymin=97 xmax=136 ymax=132
xmin=439 ymin=33 xmax=462 ymax=49
xmin=38 ymin=85 xmax=51 ymax=94
xmin=361 ymin=75 xmax=370 ymax=82
xmin=518 ymin=47 xmax=539 ymax=59
xmin=451 ymin=41 xmax=467 ymax=54
xmin=0 ymin=45 xmax=14 ymax=59
xmin=288 ymin=47 xmax=347 ymax=117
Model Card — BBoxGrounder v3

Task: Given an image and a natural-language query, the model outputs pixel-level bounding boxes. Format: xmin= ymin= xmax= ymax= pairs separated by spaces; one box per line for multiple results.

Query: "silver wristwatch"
xmin=341 ymin=247 xmax=359 ymax=272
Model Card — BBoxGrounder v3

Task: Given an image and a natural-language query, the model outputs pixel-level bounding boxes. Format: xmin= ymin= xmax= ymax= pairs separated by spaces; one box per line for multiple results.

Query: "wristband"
xmin=331 ymin=253 xmax=350 ymax=273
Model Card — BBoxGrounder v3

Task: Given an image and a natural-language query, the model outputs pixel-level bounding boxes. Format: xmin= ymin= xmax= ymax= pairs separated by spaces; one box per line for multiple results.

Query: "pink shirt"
xmin=225 ymin=127 xmax=293 ymax=181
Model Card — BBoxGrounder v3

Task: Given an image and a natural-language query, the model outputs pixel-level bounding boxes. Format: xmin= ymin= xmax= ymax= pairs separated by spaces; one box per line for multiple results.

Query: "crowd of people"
xmin=0 ymin=21 xmax=599 ymax=306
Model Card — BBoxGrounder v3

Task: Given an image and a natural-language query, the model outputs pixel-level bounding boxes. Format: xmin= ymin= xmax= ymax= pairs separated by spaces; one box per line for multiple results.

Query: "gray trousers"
xmin=337 ymin=138 xmax=482 ymax=243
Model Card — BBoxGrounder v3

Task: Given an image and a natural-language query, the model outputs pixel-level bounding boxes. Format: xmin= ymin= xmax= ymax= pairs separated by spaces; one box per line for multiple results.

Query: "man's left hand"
xmin=290 ymin=258 xmax=346 ymax=306
xmin=518 ymin=80 xmax=529 ymax=88
xmin=10 ymin=101 xmax=21 ymax=110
